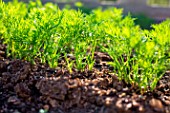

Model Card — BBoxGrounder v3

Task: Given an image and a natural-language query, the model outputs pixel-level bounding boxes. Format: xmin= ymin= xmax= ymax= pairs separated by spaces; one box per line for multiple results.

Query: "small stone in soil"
xmin=149 ymin=98 xmax=163 ymax=110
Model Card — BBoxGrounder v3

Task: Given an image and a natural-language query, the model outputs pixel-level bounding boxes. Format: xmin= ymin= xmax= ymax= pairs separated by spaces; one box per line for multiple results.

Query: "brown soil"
xmin=0 ymin=41 xmax=170 ymax=113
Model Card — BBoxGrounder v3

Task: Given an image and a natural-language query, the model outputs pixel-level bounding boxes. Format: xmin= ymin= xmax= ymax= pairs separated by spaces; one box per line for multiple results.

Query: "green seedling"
xmin=64 ymin=53 xmax=74 ymax=74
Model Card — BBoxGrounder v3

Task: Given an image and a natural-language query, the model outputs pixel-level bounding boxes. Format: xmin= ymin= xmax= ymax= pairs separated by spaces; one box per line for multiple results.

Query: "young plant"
xmin=86 ymin=40 xmax=96 ymax=71
xmin=74 ymin=42 xmax=88 ymax=72
xmin=64 ymin=53 xmax=74 ymax=74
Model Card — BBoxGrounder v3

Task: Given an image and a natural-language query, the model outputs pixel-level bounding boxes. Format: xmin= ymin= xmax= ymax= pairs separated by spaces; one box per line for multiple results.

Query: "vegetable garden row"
xmin=0 ymin=0 xmax=170 ymax=93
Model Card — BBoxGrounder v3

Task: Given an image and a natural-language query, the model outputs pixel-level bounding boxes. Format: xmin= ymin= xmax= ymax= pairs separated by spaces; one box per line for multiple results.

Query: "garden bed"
xmin=0 ymin=41 xmax=170 ymax=113
xmin=0 ymin=0 xmax=170 ymax=113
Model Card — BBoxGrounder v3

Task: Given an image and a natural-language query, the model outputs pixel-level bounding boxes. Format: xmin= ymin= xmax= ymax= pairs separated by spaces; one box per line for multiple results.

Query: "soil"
xmin=0 ymin=41 xmax=170 ymax=113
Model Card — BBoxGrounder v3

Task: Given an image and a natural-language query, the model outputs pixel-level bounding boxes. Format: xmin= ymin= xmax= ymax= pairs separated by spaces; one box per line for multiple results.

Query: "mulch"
xmin=0 ymin=41 xmax=170 ymax=113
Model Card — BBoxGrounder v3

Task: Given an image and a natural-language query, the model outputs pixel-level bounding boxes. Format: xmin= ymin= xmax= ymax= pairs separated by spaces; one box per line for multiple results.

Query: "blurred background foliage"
xmin=148 ymin=0 xmax=170 ymax=7
xmin=2 ymin=0 xmax=170 ymax=29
